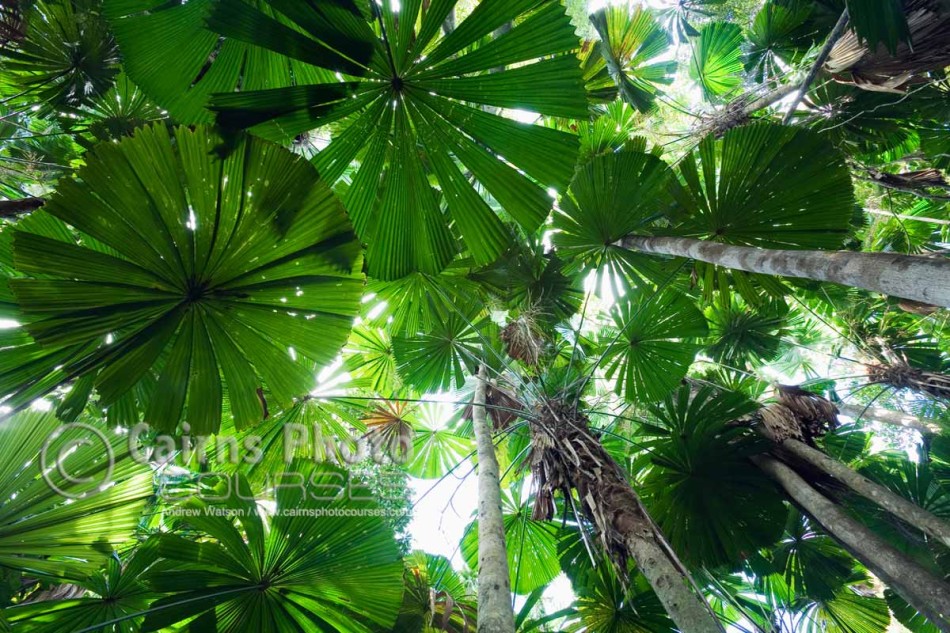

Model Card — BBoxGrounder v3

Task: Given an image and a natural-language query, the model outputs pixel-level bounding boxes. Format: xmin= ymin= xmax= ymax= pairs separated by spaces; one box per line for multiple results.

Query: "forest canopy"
xmin=0 ymin=0 xmax=949 ymax=631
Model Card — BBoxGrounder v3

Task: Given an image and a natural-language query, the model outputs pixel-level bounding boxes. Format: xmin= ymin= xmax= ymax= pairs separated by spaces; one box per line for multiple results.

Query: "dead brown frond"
xmin=868 ymin=362 xmax=950 ymax=402
xmin=500 ymin=314 xmax=543 ymax=367
xmin=758 ymin=403 xmax=806 ymax=444
xmin=775 ymin=384 xmax=840 ymax=444
xmin=825 ymin=0 xmax=950 ymax=93
xmin=363 ymin=400 xmax=414 ymax=463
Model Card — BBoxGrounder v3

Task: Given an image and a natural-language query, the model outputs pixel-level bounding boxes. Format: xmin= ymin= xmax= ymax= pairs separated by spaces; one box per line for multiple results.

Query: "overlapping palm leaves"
xmin=142 ymin=464 xmax=404 ymax=633
xmin=0 ymin=410 xmax=151 ymax=581
xmin=103 ymin=0 xmax=375 ymax=126
xmin=637 ymin=386 xmax=786 ymax=567
xmin=113 ymin=0 xmax=592 ymax=280
xmin=3 ymin=124 xmax=363 ymax=432
xmin=0 ymin=0 xmax=119 ymax=112
xmin=5 ymin=542 xmax=158 ymax=632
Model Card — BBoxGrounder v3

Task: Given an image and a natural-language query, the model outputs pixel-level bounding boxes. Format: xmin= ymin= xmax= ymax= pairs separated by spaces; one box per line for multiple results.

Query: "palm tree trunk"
xmin=0 ymin=197 xmax=44 ymax=217
xmin=867 ymin=361 xmax=950 ymax=403
xmin=776 ymin=438 xmax=950 ymax=548
xmin=838 ymin=402 xmax=939 ymax=435
xmin=622 ymin=235 xmax=950 ymax=307
xmin=473 ymin=364 xmax=516 ymax=633
xmin=530 ymin=404 xmax=724 ymax=633
xmin=753 ymin=454 xmax=950 ymax=632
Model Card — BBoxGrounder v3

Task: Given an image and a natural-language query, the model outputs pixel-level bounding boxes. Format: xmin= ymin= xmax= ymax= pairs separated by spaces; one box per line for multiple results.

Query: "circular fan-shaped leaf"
xmin=143 ymin=463 xmax=405 ymax=633
xmin=555 ymin=150 xmax=679 ymax=295
xmin=674 ymin=123 xmax=855 ymax=250
xmin=601 ymin=290 xmax=708 ymax=403
xmin=391 ymin=302 xmax=487 ymax=393
xmin=689 ymin=22 xmax=744 ymax=101
xmin=639 ymin=386 xmax=786 ymax=567
xmin=745 ymin=1 xmax=815 ymax=81
xmin=705 ymin=299 xmax=789 ymax=368
xmin=0 ymin=0 xmax=119 ymax=112
xmin=7 ymin=125 xmax=363 ymax=432
xmin=204 ymin=0 xmax=588 ymax=279
xmin=589 ymin=5 xmax=677 ymax=113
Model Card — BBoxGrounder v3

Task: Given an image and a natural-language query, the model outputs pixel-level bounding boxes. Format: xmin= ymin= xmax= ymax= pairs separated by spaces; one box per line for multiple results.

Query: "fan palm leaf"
xmin=0 ymin=0 xmax=119 ymax=112
xmin=0 ymin=410 xmax=151 ymax=581
xmin=3 ymin=125 xmax=363 ymax=432
xmin=142 ymin=464 xmax=404 ymax=633
xmin=638 ymin=386 xmax=785 ymax=567
xmin=589 ymin=5 xmax=677 ymax=113
xmin=689 ymin=22 xmax=744 ymax=101
xmin=198 ymin=0 xmax=588 ymax=279
xmin=601 ymin=291 xmax=708 ymax=403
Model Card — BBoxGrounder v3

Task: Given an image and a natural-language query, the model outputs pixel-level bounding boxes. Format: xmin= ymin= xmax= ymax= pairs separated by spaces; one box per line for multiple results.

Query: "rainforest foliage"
xmin=0 ymin=0 xmax=949 ymax=631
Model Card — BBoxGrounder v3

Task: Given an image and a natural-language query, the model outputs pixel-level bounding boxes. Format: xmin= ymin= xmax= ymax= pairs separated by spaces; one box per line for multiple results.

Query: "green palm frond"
xmin=63 ymin=73 xmax=165 ymax=145
xmin=672 ymin=122 xmax=855 ymax=304
xmin=344 ymin=325 xmax=400 ymax=395
xmin=103 ymin=0 xmax=374 ymax=125
xmin=199 ymin=0 xmax=586 ymax=279
xmin=689 ymin=22 xmax=744 ymax=101
xmin=589 ymin=5 xmax=677 ymax=113
xmin=554 ymin=150 xmax=682 ymax=296
xmin=392 ymin=301 xmax=488 ymax=393
xmin=392 ymin=551 xmax=476 ymax=633
xmin=638 ymin=386 xmax=784 ymax=567
xmin=0 ymin=0 xmax=119 ymax=112
xmin=462 ymin=484 xmax=562 ymax=595
xmin=142 ymin=464 xmax=404 ymax=633
xmin=4 ymin=125 xmax=363 ymax=432
xmin=745 ymin=1 xmax=816 ymax=82
xmin=705 ymin=299 xmax=789 ymax=368
xmin=0 ymin=410 xmax=151 ymax=581
xmin=5 ymin=542 xmax=158 ymax=633
xmin=602 ymin=291 xmax=708 ymax=403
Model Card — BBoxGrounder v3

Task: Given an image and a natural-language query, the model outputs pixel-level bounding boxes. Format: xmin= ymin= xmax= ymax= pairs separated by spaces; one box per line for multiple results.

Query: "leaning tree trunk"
xmin=530 ymin=401 xmax=724 ymax=633
xmin=472 ymin=364 xmax=516 ymax=633
xmin=759 ymin=400 xmax=950 ymax=548
xmin=754 ymin=454 xmax=950 ymax=632
xmin=838 ymin=402 xmax=939 ymax=435
xmin=622 ymin=235 xmax=950 ymax=307
xmin=777 ymin=438 xmax=950 ymax=548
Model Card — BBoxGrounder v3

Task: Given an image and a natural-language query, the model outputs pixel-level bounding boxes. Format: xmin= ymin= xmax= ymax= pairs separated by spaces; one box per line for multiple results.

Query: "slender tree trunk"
xmin=622 ymin=235 xmax=950 ymax=307
xmin=776 ymin=439 xmax=950 ymax=548
xmin=473 ymin=364 xmax=516 ymax=633
xmin=753 ymin=454 xmax=950 ymax=631
xmin=838 ymin=402 xmax=939 ymax=435
xmin=0 ymin=197 xmax=44 ymax=217
xmin=530 ymin=404 xmax=724 ymax=633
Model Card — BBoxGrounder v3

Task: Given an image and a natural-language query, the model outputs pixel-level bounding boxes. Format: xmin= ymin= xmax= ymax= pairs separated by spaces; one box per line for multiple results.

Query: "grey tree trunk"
xmin=778 ymin=439 xmax=950 ymax=548
xmin=754 ymin=454 xmax=950 ymax=631
xmin=838 ymin=402 xmax=939 ymax=435
xmin=473 ymin=365 xmax=516 ymax=633
xmin=622 ymin=236 xmax=950 ymax=307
